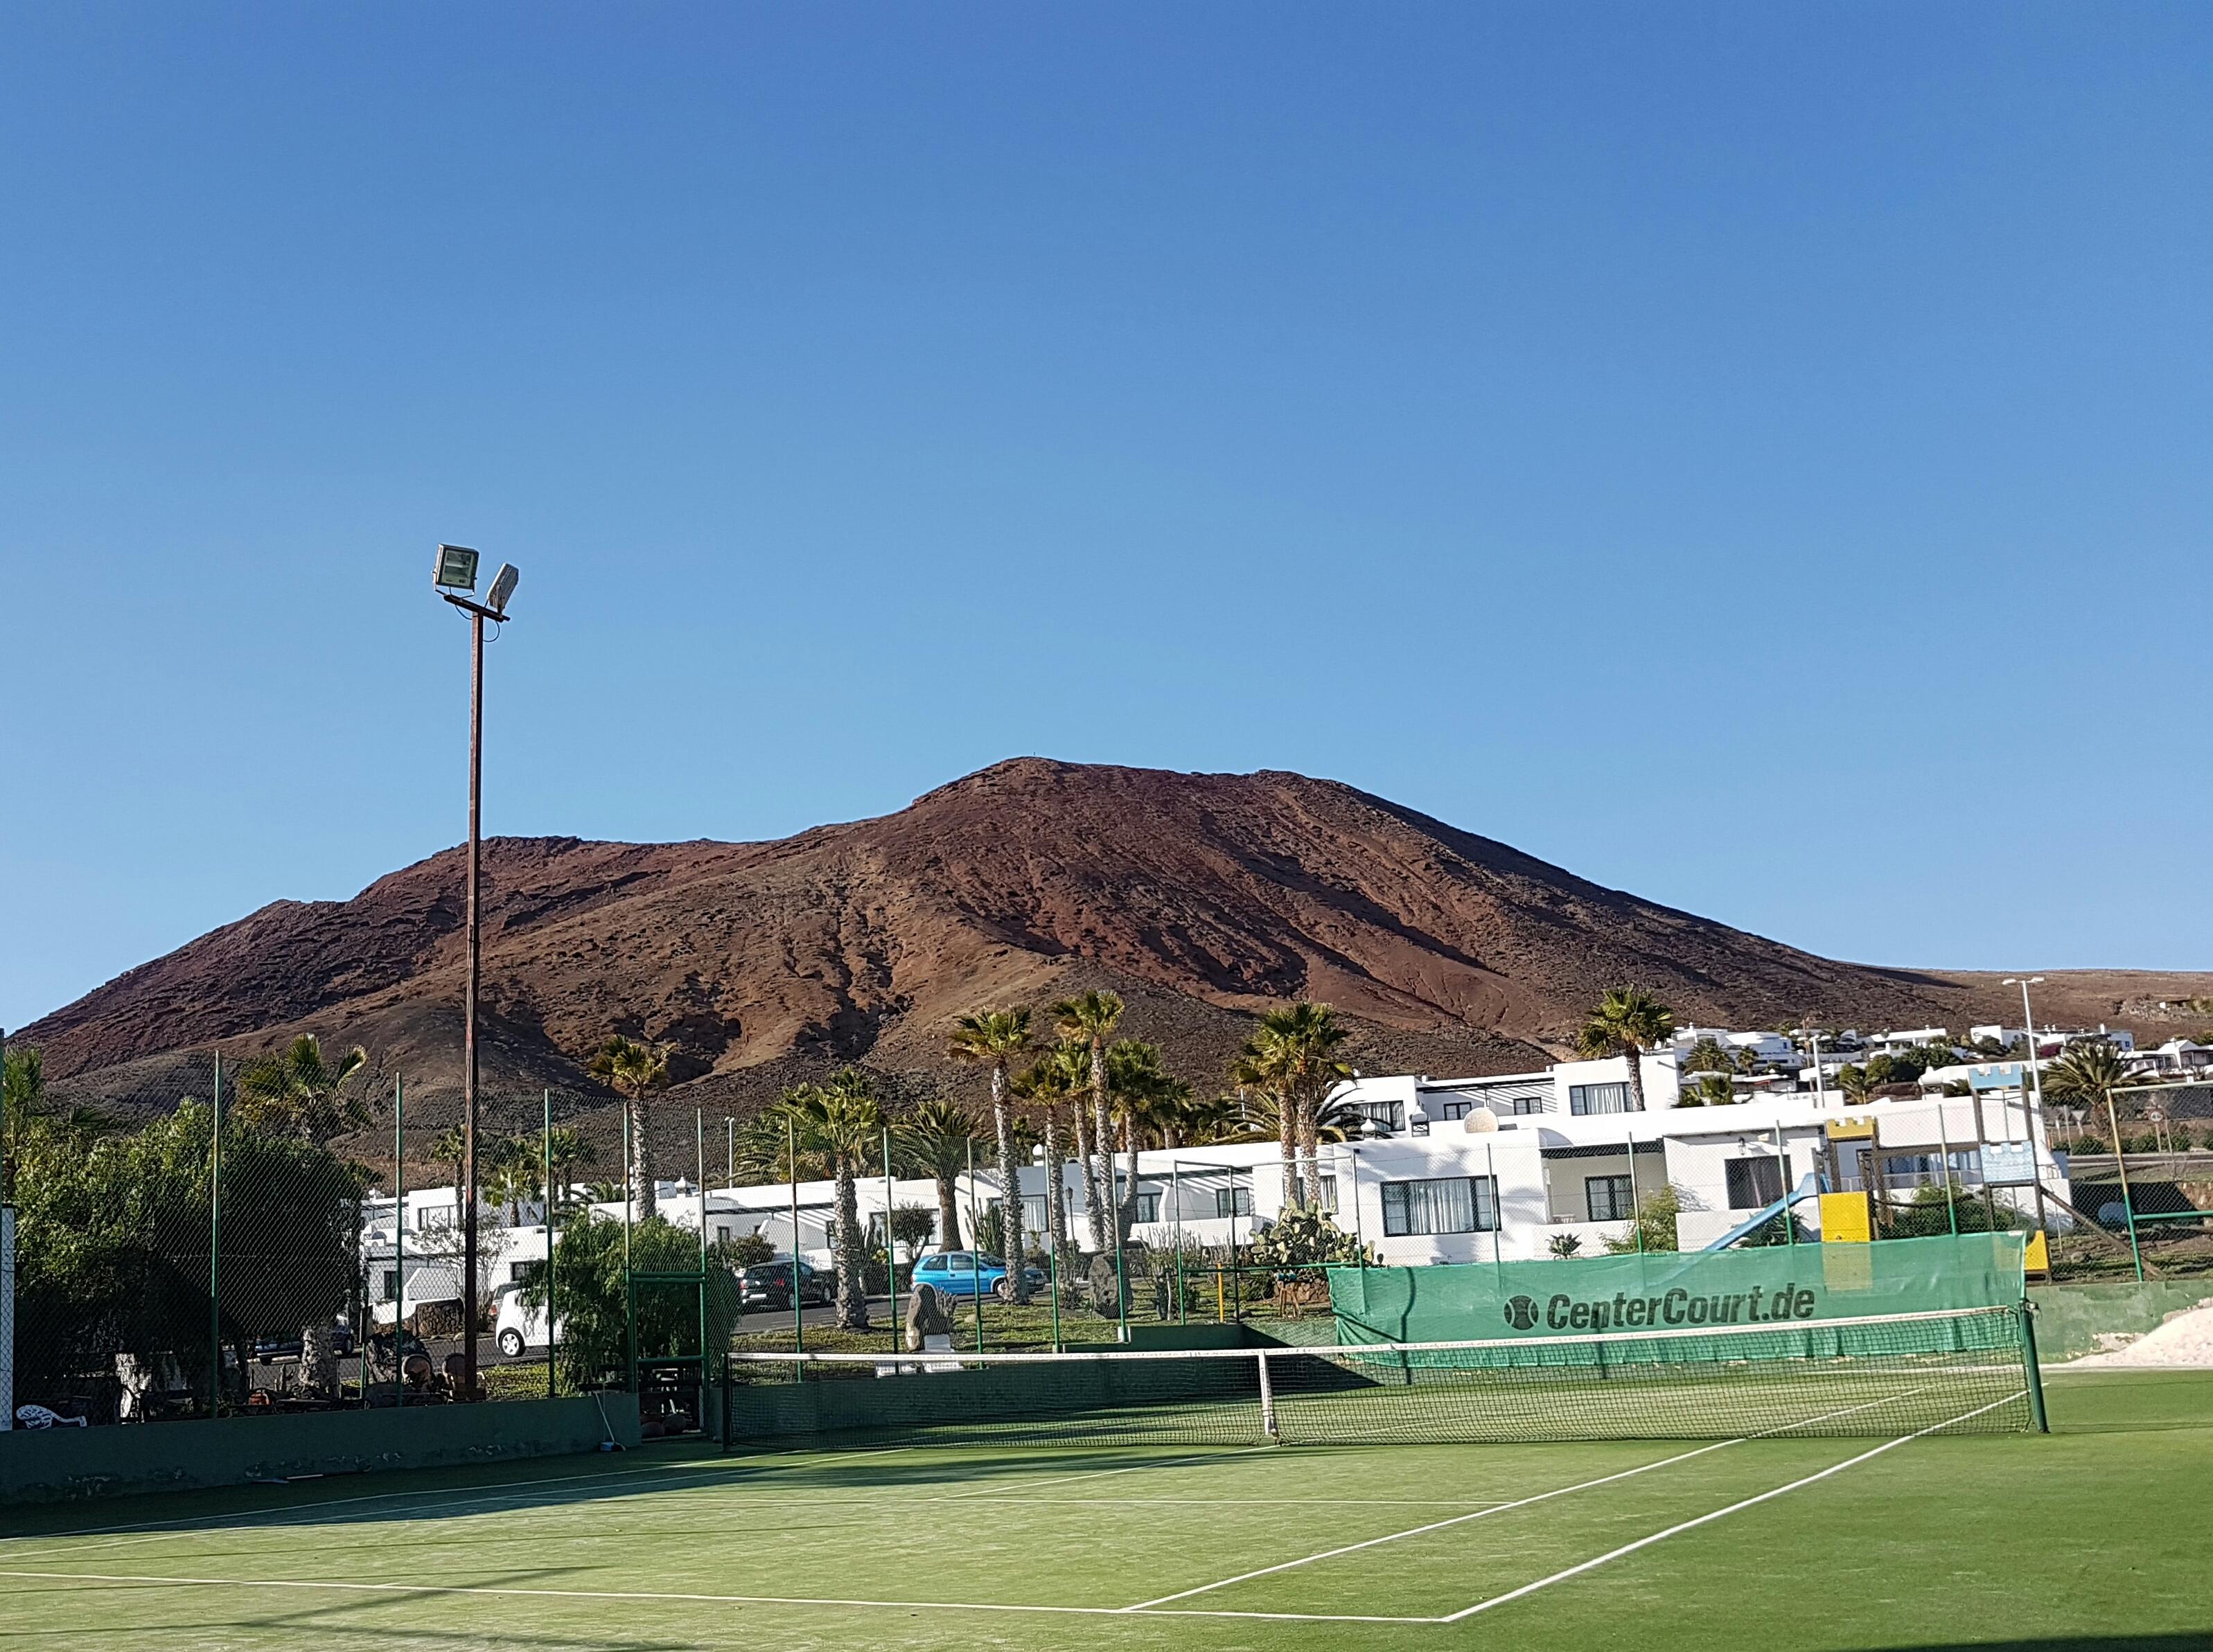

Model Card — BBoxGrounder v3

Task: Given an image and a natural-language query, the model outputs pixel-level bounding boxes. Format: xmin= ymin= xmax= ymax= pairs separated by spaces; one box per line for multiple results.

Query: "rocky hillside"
xmin=24 ymin=758 xmax=2206 ymax=1148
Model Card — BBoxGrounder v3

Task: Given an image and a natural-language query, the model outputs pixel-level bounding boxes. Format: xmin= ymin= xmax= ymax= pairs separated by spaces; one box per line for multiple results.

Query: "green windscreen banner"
xmin=1327 ymin=1232 xmax=2026 ymax=1346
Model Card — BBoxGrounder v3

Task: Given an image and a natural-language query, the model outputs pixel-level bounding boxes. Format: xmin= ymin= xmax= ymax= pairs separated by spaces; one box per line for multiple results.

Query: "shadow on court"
xmin=1849 ymin=1641 xmax=2213 ymax=1651
xmin=0 ymin=1437 xmax=1242 ymax=1543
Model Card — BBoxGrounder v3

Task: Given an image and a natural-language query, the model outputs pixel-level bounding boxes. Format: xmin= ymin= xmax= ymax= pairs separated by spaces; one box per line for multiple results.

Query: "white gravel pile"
xmin=2064 ymin=1299 xmax=2213 ymax=1369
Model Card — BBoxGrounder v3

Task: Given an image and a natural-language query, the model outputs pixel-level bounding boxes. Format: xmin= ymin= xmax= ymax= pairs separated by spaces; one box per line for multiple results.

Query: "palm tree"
xmin=429 ymin=1126 xmax=468 ymax=1207
xmin=2045 ymin=1040 xmax=2133 ymax=1155
xmin=1050 ymin=991 xmax=1124 ymax=1252
xmin=484 ymin=1135 xmax=542 ymax=1224
xmin=1013 ymin=1042 xmax=1086 ymax=1273
xmin=1836 ymin=1065 xmax=1876 ymax=1108
xmin=544 ymin=1126 xmax=597 ymax=1214
xmin=1102 ymin=1039 xmax=1181 ymax=1241
xmin=777 ymin=1069 xmax=886 ymax=1331
xmin=947 ymin=1007 xmax=1034 ymax=1301
xmin=897 ymin=1096 xmax=976 ymax=1250
xmin=232 ymin=1035 xmax=368 ymax=1139
xmin=588 ymin=1036 xmax=670 ymax=1221
xmin=1575 ymin=988 xmax=1677 ymax=1116
xmin=1233 ymin=1003 xmax=1353 ymax=1208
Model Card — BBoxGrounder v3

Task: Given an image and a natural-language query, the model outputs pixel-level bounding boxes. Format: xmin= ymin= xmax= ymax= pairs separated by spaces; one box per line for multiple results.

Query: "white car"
xmin=492 ymin=1283 xmax=561 ymax=1358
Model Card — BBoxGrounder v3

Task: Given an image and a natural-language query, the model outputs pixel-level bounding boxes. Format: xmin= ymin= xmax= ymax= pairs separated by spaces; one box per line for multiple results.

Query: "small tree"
xmin=517 ymin=1212 xmax=734 ymax=1394
xmin=1576 ymin=988 xmax=1677 ymax=1115
xmin=588 ymin=1036 xmax=670 ymax=1221
xmin=947 ymin=1008 xmax=1034 ymax=1302
xmin=1602 ymin=1185 xmax=1684 ymax=1253
xmin=231 ymin=1036 xmax=369 ymax=1140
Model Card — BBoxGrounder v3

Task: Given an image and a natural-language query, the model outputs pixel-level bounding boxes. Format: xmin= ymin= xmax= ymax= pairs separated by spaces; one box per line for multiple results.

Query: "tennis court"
xmin=2 ymin=1368 xmax=2206 ymax=1651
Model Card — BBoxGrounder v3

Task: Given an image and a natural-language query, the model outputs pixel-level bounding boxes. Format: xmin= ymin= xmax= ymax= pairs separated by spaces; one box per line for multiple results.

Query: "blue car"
xmin=911 ymin=1251 xmax=1048 ymax=1302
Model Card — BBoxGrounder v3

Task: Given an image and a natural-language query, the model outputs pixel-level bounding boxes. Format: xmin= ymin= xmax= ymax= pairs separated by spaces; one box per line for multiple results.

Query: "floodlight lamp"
xmin=485 ymin=562 xmax=520 ymax=616
xmin=434 ymin=544 xmax=480 ymax=592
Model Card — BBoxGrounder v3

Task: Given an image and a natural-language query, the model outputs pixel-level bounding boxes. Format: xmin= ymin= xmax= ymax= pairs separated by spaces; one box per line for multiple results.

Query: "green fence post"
xmin=1774 ymin=1123 xmax=1799 ymax=1247
xmin=622 ymin=1105 xmax=635 ymax=1388
xmin=965 ymin=1137 xmax=984 ymax=1352
xmin=1625 ymin=1127 xmax=1644 ymax=1256
xmin=1485 ymin=1141 xmax=1504 ymax=1286
xmin=2104 ymin=1093 xmax=2145 ymax=1281
xmin=1107 ymin=1147 xmax=1128 ymax=1342
xmin=1933 ymin=1099 xmax=1959 ymax=1237
xmin=394 ymin=1074 xmax=405 ymax=1411
xmin=883 ymin=1125 xmax=897 ymax=1356
xmin=208 ymin=1051 xmax=222 ymax=1419
xmin=696 ymin=1109 xmax=708 ymax=1398
xmin=1046 ymin=1223 xmax=1062 ymax=1352
xmin=789 ymin=1117 xmax=804 ymax=1374
xmin=544 ymin=1088 xmax=556 ymax=1401
xmin=2018 ymin=1300 xmax=2049 ymax=1434
xmin=1172 ymin=1162 xmax=1185 ymax=1326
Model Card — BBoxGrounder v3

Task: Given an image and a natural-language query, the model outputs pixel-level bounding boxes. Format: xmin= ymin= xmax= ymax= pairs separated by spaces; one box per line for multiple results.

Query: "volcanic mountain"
xmin=23 ymin=759 xmax=2206 ymax=1139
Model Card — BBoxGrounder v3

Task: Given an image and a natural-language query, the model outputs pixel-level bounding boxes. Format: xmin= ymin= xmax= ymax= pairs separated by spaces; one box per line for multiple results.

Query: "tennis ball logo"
xmin=1502 ymin=1295 xmax=1540 ymax=1331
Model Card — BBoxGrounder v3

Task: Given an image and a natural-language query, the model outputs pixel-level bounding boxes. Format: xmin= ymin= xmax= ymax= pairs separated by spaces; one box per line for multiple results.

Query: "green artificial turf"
xmin=2 ymin=1370 xmax=2207 ymax=1651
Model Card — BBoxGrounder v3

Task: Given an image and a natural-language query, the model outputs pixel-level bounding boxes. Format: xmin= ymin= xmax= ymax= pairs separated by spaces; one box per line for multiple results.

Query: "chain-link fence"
xmin=1 ymin=1039 xmax=741 ymax=1433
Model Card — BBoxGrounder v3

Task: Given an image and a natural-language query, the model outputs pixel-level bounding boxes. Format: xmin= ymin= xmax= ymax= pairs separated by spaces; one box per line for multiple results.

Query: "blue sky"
xmin=3 ymin=5 xmax=2207 ymax=1029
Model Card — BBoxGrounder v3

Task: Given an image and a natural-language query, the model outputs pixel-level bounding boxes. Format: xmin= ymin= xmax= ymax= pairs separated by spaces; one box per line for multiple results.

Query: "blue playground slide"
xmin=1702 ymin=1172 xmax=1824 ymax=1251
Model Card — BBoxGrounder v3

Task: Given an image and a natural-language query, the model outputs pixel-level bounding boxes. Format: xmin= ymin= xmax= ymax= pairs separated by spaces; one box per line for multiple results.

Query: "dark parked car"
xmin=736 ymin=1259 xmax=835 ymax=1311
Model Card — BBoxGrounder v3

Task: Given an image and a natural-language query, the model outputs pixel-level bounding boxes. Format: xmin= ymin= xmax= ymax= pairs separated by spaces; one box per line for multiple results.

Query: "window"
xmin=1381 ymin=1176 xmax=1499 ymax=1236
xmin=1317 ymin=1175 xmax=1338 ymax=1214
xmin=1348 ymin=1101 xmax=1405 ymax=1133
xmin=1442 ymin=1092 xmax=1546 ymax=1119
xmin=509 ymin=1262 xmax=531 ymax=1283
xmin=1725 ymin=1155 xmax=1788 ymax=1211
xmin=1569 ymin=1082 xmax=1637 ymax=1116
xmin=1215 ymin=1187 xmax=1253 ymax=1218
xmin=1585 ymin=1175 xmax=1636 ymax=1223
xmin=1133 ymin=1192 xmax=1161 ymax=1224
xmin=380 ymin=1268 xmax=400 ymax=1302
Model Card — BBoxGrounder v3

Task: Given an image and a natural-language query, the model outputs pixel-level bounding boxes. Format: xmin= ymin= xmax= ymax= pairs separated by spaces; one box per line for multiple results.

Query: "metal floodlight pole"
xmin=434 ymin=547 xmax=518 ymax=1404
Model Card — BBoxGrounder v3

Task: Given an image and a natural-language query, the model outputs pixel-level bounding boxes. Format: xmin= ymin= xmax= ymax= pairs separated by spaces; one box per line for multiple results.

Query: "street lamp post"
xmin=2003 ymin=977 xmax=2047 ymax=1110
xmin=432 ymin=545 xmax=519 ymax=1403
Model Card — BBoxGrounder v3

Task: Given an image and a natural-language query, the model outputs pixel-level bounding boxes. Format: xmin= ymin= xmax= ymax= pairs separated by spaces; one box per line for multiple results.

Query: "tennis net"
xmin=722 ymin=1305 xmax=2040 ymax=1448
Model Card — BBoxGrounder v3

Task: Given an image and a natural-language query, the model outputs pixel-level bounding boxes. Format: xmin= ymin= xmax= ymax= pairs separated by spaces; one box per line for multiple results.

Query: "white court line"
xmin=6 ymin=1444 xmax=1256 ymax=1564
xmin=0 ymin=1569 xmax=1431 ymax=1626
xmin=0 ymin=1446 xmax=900 ymax=1563
xmin=1119 ymin=1387 xmax=1928 ymax=1613
xmin=1437 ymin=1390 xmax=2028 ymax=1624
xmin=935 ymin=1447 xmax=1264 ymax=1500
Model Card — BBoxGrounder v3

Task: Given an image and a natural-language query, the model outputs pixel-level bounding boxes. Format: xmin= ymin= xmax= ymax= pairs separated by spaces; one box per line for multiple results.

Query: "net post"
xmin=2017 ymin=1299 xmax=2049 ymax=1434
xmin=1255 ymin=1348 xmax=1278 ymax=1442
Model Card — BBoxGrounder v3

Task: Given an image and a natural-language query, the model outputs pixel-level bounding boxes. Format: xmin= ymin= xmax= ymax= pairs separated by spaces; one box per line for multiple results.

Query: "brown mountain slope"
xmin=26 ymin=759 xmax=2203 ymax=1134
